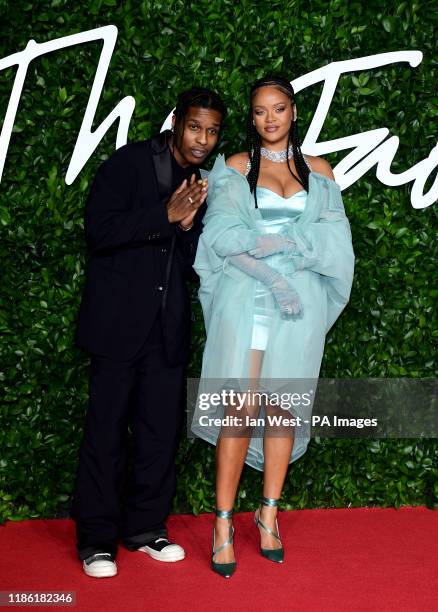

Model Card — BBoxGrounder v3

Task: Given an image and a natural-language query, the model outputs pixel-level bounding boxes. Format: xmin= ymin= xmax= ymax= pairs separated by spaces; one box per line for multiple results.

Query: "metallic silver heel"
xmin=254 ymin=497 xmax=284 ymax=563
xmin=211 ymin=509 xmax=236 ymax=578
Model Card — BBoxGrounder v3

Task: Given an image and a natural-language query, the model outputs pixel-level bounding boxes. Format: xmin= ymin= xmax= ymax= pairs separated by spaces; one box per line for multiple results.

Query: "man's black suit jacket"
xmin=75 ymin=131 xmax=205 ymax=365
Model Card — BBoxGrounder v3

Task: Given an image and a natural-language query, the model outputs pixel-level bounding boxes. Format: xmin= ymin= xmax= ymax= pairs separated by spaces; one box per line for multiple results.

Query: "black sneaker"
xmin=82 ymin=552 xmax=117 ymax=578
xmin=138 ymin=537 xmax=185 ymax=562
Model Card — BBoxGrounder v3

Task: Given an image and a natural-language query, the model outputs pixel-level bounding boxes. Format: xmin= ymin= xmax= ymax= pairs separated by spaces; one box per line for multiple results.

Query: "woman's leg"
xmin=213 ymin=349 xmax=264 ymax=564
xmin=258 ymin=403 xmax=295 ymax=550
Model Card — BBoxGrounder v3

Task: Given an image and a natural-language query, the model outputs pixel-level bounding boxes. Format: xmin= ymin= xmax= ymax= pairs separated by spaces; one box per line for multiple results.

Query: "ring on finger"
xmin=188 ymin=196 xmax=194 ymax=205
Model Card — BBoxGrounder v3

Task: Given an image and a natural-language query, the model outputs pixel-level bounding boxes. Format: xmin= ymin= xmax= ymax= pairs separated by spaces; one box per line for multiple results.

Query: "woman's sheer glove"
xmin=269 ymin=274 xmax=303 ymax=318
xmin=229 ymin=252 xmax=303 ymax=319
xmin=285 ymin=253 xmax=319 ymax=272
xmin=248 ymin=234 xmax=297 ymax=259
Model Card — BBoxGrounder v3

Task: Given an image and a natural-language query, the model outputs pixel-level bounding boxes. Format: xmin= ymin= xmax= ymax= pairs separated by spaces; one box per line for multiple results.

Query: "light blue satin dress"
xmin=192 ymin=155 xmax=355 ymax=470
xmin=251 ymin=187 xmax=307 ymax=350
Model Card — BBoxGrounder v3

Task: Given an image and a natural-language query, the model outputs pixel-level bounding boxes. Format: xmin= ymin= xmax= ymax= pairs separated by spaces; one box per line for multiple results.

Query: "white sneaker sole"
xmin=83 ymin=561 xmax=117 ymax=578
xmin=138 ymin=545 xmax=185 ymax=563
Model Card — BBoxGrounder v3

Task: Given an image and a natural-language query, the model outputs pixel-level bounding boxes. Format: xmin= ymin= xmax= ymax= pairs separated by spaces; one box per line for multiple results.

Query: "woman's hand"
xmin=269 ymin=275 xmax=303 ymax=319
xmin=286 ymin=253 xmax=318 ymax=272
xmin=248 ymin=234 xmax=296 ymax=258
xmin=228 ymin=252 xmax=303 ymax=319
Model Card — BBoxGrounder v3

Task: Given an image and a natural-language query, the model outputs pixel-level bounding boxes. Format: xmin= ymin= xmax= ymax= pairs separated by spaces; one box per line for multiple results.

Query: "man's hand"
xmin=167 ymin=174 xmax=208 ymax=224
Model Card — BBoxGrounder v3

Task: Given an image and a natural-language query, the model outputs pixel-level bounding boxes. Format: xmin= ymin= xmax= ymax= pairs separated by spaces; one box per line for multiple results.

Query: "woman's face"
xmin=172 ymin=106 xmax=222 ymax=167
xmin=251 ymin=86 xmax=295 ymax=149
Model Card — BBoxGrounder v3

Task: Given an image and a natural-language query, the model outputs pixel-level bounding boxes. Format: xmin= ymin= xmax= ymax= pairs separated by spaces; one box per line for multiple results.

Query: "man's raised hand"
xmin=167 ymin=174 xmax=208 ymax=224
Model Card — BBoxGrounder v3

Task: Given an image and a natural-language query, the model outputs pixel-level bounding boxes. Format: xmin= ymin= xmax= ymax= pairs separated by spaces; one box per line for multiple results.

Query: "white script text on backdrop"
xmin=0 ymin=25 xmax=436 ymax=209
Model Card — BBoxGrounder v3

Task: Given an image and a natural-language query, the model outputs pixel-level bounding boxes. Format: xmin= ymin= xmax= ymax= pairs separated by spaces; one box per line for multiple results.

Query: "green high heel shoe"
xmin=211 ymin=509 xmax=236 ymax=578
xmin=254 ymin=497 xmax=284 ymax=563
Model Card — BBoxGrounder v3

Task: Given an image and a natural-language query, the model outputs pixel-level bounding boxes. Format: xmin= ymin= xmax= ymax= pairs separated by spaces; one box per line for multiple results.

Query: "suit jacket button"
xmin=161 ymin=248 xmax=167 ymax=254
xmin=157 ymin=286 xmax=164 ymax=291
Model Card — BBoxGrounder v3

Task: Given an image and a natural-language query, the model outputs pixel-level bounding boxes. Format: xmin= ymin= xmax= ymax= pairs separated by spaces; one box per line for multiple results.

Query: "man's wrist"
xmin=179 ymin=221 xmax=194 ymax=231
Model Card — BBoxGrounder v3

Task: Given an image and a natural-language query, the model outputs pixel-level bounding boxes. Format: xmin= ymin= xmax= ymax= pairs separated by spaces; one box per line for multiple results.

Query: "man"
xmin=72 ymin=87 xmax=226 ymax=578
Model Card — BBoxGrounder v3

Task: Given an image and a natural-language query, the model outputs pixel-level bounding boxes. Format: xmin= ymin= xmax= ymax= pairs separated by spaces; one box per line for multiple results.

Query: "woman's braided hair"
xmin=246 ymin=76 xmax=310 ymax=208
xmin=173 ymin=86 xmax=227 ymax=150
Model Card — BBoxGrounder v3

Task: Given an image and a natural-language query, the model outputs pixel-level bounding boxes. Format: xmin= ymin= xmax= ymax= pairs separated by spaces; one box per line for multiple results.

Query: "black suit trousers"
xmin=71 ymin=317 xmax=185 ymax=560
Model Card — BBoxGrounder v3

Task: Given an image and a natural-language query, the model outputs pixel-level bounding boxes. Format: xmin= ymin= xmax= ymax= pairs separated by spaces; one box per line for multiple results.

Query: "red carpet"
xmin=0 ymin=506 xmax=436 ymax=611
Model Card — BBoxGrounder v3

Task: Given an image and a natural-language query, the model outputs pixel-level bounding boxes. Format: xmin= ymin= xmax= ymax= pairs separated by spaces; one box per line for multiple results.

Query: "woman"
xmin=192 ymin=76 xmax=355 ymax=577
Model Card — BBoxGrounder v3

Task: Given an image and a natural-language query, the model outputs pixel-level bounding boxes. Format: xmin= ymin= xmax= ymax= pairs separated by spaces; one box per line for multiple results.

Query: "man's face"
xmin=172 ymin=106 xmax=222 ymax=167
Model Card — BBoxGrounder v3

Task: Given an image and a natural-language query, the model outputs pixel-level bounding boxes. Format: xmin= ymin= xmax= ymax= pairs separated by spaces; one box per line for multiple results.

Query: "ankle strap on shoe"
xmin=261 ymin=497 xmax=279 ymax=507
xmin=215 ymin=508 xmax=233 ymax=519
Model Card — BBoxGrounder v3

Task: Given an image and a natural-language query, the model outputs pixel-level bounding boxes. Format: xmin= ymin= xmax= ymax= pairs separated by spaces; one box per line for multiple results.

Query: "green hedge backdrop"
xmin=0 ymin=0 xmax=437 ymax=522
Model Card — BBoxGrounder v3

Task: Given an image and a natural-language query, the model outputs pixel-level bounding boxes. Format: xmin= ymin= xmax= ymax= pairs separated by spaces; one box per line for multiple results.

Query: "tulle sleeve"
xmin=193 ymin=155 xmax=259 ymax=331
xmin=280 ymin=174 xmax=355 ymax=331
xmin=200 ymin=158 xmax=260 ymax=257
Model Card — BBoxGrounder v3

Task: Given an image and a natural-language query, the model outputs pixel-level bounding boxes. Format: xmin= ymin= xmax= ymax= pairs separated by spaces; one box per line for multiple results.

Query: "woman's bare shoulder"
xmin=226 ymin=152 xmax=249 ymax=175
xmin=305 ymin=155 xmax=335 ymax=180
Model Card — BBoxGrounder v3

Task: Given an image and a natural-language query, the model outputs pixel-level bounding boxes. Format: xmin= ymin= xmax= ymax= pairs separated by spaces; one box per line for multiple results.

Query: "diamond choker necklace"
xmin=260 ymin=145 xmax=293 ymax=163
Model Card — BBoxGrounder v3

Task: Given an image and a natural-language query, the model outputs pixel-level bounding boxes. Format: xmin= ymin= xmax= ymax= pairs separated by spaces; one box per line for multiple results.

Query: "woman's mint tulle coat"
xmin=191 ymin=155 xmax=355 ymax=470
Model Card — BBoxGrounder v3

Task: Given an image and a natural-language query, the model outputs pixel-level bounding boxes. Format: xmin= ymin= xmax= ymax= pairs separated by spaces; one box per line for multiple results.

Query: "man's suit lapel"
xmin=150 ymin=130 xmax=176 ymax=311
xmin=151 ymin=130 xmax=174 ymax=205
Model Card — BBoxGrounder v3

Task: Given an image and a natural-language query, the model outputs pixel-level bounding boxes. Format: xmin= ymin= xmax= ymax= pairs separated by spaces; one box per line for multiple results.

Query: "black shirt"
xmin=169 ymin=147 xmax=199 ymax=191
xmin=152 ymin=147 xmax=199 ymax=305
